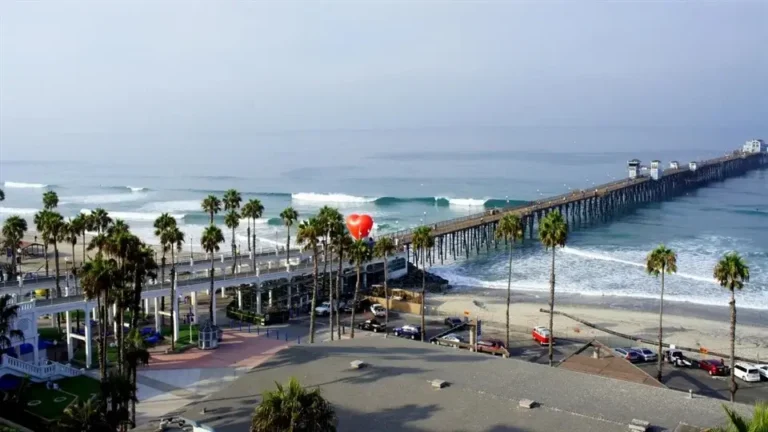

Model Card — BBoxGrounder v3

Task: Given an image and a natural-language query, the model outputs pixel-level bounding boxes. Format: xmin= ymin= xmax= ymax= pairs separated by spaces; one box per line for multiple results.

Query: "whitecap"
xmin=3 ymin=181 xmax=48 ymax=189
xmin=447 ymin=197 xmax=488 ymax=207
xmin=61 ymin=193 xmax=147 ymax=205
xmin=0 ymin=207 xmax=40 ymax=216
xmin=79 ymin=209 xmax=184 ymax=222
xmin=291 ymin=192 xmax=377 ymax=204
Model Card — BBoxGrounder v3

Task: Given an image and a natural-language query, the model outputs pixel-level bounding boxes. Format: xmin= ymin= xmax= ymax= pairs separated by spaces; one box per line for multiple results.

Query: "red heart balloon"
xmin=346 ymin=214 xmax=374 ymax=240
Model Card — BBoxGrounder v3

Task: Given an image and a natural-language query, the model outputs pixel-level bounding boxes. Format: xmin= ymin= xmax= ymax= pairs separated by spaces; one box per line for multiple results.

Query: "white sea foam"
xmin=292 ymin=192 xmax=376 ymax=204
xmin=140 ymin=200 xmax=201 ymax=213
xmin=0 ymin=207 xmax=40 ymax=216
xmin=4 ymin=181 xmax=48 ymax=189
xmin=61 ymin=193 xmax=147 ymax=205
xmin=79 ymin=209 xmax=184 ymax=222
xmin=560 ymin=246 xmax=716 ymax=284
xmin=127 ymin=186 xmax=147 ymax=192
xmin=446 ymin=197 xmax=488 ymax=207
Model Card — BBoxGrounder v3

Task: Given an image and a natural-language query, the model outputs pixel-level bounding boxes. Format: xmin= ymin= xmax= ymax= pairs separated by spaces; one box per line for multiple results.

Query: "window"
xmin=735 ymin=365 xmax=745 ymax=373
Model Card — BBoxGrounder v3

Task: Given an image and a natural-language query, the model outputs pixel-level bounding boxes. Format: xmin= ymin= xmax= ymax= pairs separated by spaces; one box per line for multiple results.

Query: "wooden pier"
xmin=383 ymin=148 xmax=768 ymax=265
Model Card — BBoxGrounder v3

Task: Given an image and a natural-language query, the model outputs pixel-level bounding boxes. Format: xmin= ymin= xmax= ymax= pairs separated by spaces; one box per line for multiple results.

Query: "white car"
xmin=733 ymin=362 xmax=761 ymax=383
xmin=370 ymin=304 xmax=386 ymax=318
xmin=755 ymin=364 xmax=768 ymax=380
xmin=315 ymin=301 xmax=345 ymax=316
xmin=440 ymin=334 xmax=463 ymax=344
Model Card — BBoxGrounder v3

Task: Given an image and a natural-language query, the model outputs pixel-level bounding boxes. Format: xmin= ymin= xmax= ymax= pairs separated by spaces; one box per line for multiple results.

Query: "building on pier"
xmin=689 ymin=161 xmax=698 ymax=171
xmin=669 ymin=161 xmax=679 ymax=170
xmin=627 ymin=159 xmax=640 ymax=179
xmin=650 ymin=160 xmax=662 ymax=180
xmin=743 ymin=139 xmax=766 ymax=154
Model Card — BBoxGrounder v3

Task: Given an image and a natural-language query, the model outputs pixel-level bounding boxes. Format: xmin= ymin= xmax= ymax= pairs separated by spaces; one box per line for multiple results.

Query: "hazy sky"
xmin=1 ymin=1 xmax=767 ymax=163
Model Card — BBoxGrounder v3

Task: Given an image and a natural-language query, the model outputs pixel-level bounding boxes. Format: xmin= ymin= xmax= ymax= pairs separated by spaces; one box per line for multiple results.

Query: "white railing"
xmin=1 ymin=354 xmax=83 ymax=380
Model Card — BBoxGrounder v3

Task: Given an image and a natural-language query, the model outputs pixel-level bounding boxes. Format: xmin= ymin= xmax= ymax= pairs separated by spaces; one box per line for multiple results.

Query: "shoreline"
xmin=426 ymin=286 xmax=768 ymax=360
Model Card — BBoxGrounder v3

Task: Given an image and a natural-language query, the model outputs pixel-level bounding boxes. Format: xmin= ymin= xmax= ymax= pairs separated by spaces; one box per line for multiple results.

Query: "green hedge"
xmin=225 ymin=301 xmax=289 ymax=326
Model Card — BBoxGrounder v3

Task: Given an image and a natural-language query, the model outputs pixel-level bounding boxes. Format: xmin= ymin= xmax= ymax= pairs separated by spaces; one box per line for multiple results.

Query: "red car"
xmin=699 ymin=359 xmax=729 ymax=376
xmin=476 ymin=339 xmax=507 ymax=356
xmin=532 ymin=326 xmax=553 ymax=345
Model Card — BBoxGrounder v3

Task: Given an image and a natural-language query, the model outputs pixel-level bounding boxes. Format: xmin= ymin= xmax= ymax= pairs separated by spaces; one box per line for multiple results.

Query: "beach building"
xmin=742 ymin=139 xmax=766 ymax=154
xmin=650 ymin=160 xmax=662 ymax=180
xmin=689 ymin=161 xmax=698 ymax=171
xmin=669 ymin=160 xmax=680 ymax=170
xmin=173 ymin=337 xmax=746 ymax=432
xmin=627 ymin=158 xmax=641 ymax=179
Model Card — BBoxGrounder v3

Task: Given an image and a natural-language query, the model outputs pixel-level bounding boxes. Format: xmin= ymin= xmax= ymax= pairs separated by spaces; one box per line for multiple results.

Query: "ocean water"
xmin=0 ymin=127 xmax=766 ymax=309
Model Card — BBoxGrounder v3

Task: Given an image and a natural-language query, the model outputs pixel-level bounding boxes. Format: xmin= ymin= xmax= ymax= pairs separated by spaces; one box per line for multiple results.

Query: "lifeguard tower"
xmin=650 ymin=160 xmax=662 ymax=180
xmin=628 ymin=159 xmax=641 ymax=179
xmin=689 ymin=161 xmax=698 ymax=171
xmin=669 ymin=161 xmax=679 ymax=170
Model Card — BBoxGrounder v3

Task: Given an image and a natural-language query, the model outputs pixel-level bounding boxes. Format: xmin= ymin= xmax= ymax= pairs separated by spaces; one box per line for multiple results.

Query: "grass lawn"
xmin=22 ymin=375 xmax=100 ymax=421
xmin=37 ymin=327 xmax=64 ymax=342
xmin=161 ymin=324 xmax=199 ymax=349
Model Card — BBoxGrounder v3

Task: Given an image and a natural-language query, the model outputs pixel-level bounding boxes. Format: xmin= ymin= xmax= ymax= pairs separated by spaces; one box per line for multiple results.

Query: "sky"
xmin=1 ymin=0 xmax=767 ymax=163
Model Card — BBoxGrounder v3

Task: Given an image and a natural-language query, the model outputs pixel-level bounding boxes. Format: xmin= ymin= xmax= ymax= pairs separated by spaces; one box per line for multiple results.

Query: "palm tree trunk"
xmin=247 ymin=224 xmax=251 ymax=252
xmin=82 ymin=231 xmax=86 ymax=261
xmin=170 ymin=248 xmax=176 ymax=351
xmin=729 ymin=289 xmax=737 ymax=403
xmin=44 ymin=242 xmax=49 ymax=276
xmin=548 ymin=247 xmax=556 ymax=367
xmin=54 ymin=243 xmax=62 ymax=329
xmin=286 ymin=227 xmax=291 ymax=314
xmin=160 ymin=253 xmax=166 ymax=327
xmin=336 ymin=247 xmax=343 ymax=340
xmin=351 ymin=264 xmax=360 ymax=339
xmin=131 ymin=366 xmax=137 ymax=427
xmin=421 ymin=249 xmax=426 ymax=342
xmin=118 ymin=308 xmax=124 ymax=374
xmin=97 ymin=295 xmax=105 ymax=381
xmin=327 ymin=238 xmax=334 ymax=341
xmin=251 ymin=219 xmax=256 ymax=270
xmin=506 ymin=243 xmax=513 ymax=349
xmin=209 ymin=253 xmax=215 ymax=322
xmin=657 ymin=271 xmax=665 ymax=383
xmin=384 ymin=252 xmax=389 ymax=338
xmin=309 ymin=248 xmax=319 ymax=343
xmin=231 ymin=228 xmax=236 ymax=275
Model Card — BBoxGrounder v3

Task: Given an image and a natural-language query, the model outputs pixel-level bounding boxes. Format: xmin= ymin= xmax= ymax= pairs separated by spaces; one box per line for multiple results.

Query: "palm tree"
xmin=538 ymin=210 xmax=568 ymax=366
xmin=201 ymin=225 xmax=225 ymax=322
xmin=56 ymin=399 xmax=110 ymax=432
xmin=712 ymin=402 xmax=768 ymax=432
xmin=251 ymin=377 xmax=337 ymax=432
xmin=42 ymin=212 xmax=65 ymax=299
xmin=124 ymin=328 xmax=150 ymax=427
xmin=1 ymin=215 xmax=27 ymax=278
xmin=223 ymin=189 xmax=243 ymax=270
xmin=224 ymin=210 xmax=241 ymax=274
xmin=373 ymin=237 xmax=397 ymax=336
xmin=318 ymin=207 xmax=342 ymax=339
xmin=34 ymin=209 xmax=53 ymax=276
xmin=43 ymin=190 xmax=59 ymax=209
xmin=348 ymin=239 xmax=371 ymax=339
xmin=714 ymin=252 xmax=750 ymax=403
xmin=153 ymin=213 xmax=176 ymax=323
xmin=201 ymin=195 xmax=222 ymax=224
xmin=297 ymin=218 xmax=322 ymax=343
xmin=645 ymin=244 xmax=677 ymax=383
xmin=0 ymin=188 xmax=4 ymax=201
xmin=81 ymin=253 xmax=119 ymax=381
xmin=102 ymin=370 xmax=135 ymax=429
xmin=495 ymin=214 xmax=523 ymax=349
xmin=411 ymin=226 xmax=434 ymax=342
xmin=331 ymin=221 xmax=352 ymax=340
xmin=70 ymin=213 xmax=88 ymax=262
xmin=0 ymin=294 xmax=23 ymax=351
xmin=90 ymin=208 xmax=112 ymax=234
xmin=241 ymin=198 xmax=265 ymax=254
xmin=163 ymin=226 xmax=184 ymax=349
xmin=280 ymin=207 xmax=299 ymax=312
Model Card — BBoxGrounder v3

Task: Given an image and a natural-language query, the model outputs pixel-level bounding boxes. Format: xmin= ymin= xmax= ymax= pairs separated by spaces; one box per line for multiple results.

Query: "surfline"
xmin=80 ymin=209 xmax=185 ymax=222
xmin=0 ymin=207 xmax=40 ymax=216
xmin=3 ymin=181 xmax=50 ymax=189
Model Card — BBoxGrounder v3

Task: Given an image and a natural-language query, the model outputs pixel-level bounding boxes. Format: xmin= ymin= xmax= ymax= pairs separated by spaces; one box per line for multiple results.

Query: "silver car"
xmin=630 ymin=347 xmax=658 ymax=362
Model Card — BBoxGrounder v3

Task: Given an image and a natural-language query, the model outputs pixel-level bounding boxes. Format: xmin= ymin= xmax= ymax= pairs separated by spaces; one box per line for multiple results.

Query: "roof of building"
xmin=178 ymin=337 xmax=747 ymax=432
xmin=559 ymin=342 xmax=664 ymax=388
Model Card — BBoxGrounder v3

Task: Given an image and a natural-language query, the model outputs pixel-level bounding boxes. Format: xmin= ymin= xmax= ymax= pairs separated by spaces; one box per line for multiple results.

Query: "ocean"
xmin=0 ymin=127 xmax=766 ymax=309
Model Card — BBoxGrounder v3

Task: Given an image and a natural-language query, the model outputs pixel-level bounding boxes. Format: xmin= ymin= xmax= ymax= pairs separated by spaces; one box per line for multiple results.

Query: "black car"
xmin=357 ymin=319 xmax=386 ymax=333
xmin=444 ymin=317 xmax=463 ymax=328
xmin=393 ymin=325 xmax=422 ymax=340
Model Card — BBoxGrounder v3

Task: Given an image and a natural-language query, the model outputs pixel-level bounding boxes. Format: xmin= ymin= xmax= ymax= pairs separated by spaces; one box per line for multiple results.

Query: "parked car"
xmin=476 ymin=339 xmax=507 ymax=356
xmin=613 ymin=347 xmax=641 ymax=363
xmin=439 ymin=334 xmax=464 ymax=345
xmin=699 ymin=359 xmax=729 ymax=376
xmin=342 ymin=301 xmax=361 ymax=313
xmin=444 ymin=317 xmax=463 ymax=328
xmin=629 ymin=347 xmax=657 ymax=362
xmin=663 ymin=349 xmax=685 ymax=364
xmin=532 ymin=326 xmax=552 ymax=345
xmin=370 ymin=304 xmax=386 ymax=318
xmin=733 ymin=362 xmax=761 ymax=383
xmin=357 ymin=319 xmax=386 ymax=333
xmin=393 ymin=324 xmax=422 ymax=340
xmin=755 ymin=364 xmax=768 ymax=380
xmin=314 ymin=302 xmax=334 ymax=316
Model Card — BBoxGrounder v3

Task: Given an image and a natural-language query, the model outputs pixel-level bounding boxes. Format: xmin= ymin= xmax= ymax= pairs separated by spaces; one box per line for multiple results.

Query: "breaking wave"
xmin=3 ymin=181 xmax=50 ymax=189
xmin=80 ymin=209 xmax=185 ymax=222
xmin=291 ymin=192 xmax=527 ymax=208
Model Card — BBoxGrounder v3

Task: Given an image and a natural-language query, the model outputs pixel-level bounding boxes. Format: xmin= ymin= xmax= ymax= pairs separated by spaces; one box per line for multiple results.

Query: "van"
xmin=733 ymin=362 xmax=761 ymax=382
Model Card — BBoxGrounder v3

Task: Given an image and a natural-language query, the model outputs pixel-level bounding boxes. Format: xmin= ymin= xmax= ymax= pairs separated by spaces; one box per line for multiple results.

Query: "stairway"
xmin=0 ymin=354 xmax=83 ymax=382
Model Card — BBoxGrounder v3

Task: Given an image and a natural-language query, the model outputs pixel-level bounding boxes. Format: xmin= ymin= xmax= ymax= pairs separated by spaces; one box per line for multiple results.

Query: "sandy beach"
xmin=426 ymin=288 xmax=768 ymax=362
